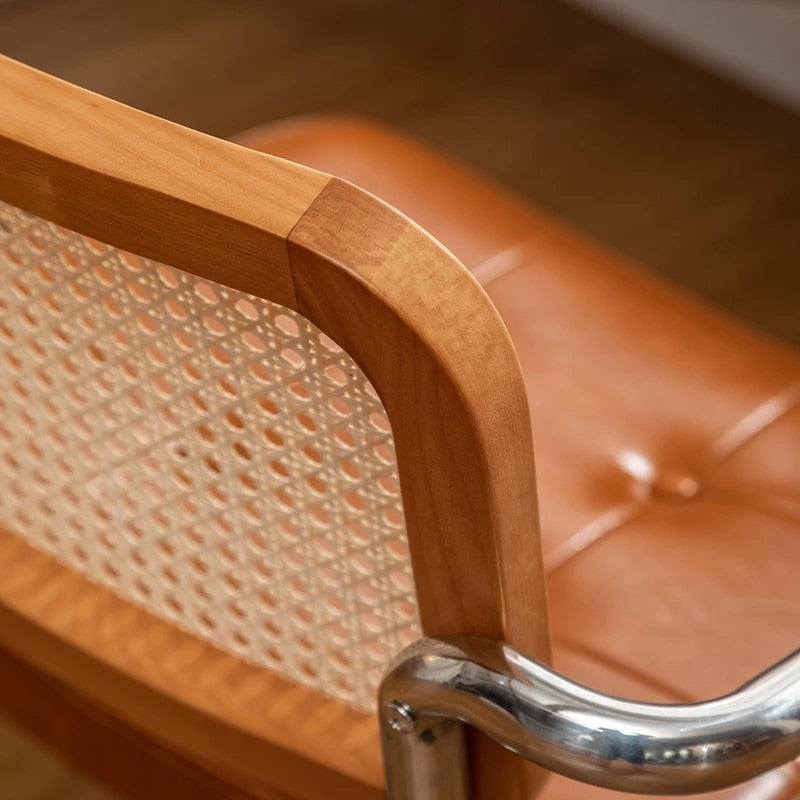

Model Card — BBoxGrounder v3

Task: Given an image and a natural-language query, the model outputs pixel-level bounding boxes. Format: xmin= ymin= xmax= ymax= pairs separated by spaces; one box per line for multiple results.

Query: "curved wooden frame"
xmin=0 ymin=56 xmax=549 ymax=799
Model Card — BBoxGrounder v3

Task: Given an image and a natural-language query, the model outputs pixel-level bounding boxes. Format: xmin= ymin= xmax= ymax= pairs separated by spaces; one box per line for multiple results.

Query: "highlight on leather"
xmin=0 ymin=201 xmax=421 ymax=711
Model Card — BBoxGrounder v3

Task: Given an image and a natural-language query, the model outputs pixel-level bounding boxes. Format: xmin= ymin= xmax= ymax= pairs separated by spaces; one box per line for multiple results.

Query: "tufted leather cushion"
xmin=235 ymin=117 xmax=800 ymax=800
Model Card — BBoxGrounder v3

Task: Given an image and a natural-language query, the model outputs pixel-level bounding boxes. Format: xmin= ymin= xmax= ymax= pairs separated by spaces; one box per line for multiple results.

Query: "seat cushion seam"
xmin=700 ymin=380 xmax=800 ymax=474
xmin=472 ymin=240 xmax=535 ymax=286
xmin=544 ymin=502 xmax=643 ymax=574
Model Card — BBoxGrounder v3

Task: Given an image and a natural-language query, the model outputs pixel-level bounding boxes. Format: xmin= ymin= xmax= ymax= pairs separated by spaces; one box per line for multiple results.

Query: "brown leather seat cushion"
xmin=235 ymin=117 xmax=800 ymax=800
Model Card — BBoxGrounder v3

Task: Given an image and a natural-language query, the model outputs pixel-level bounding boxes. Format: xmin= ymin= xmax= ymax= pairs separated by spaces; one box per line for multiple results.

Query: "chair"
xmin=1 ymin=55 xmax=799 ymax=800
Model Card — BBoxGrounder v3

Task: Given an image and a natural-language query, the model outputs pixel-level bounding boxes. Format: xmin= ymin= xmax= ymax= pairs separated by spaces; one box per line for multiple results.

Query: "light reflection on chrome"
xmin=380 ymin=636 xmax=800 ymax=799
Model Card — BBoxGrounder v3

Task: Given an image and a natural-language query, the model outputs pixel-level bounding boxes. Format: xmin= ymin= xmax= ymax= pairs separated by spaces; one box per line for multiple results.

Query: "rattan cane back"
xmin=0 ymin=199 xmax=419 ymax=711
xmin=0 ymin=55 xmax=549 ymax=800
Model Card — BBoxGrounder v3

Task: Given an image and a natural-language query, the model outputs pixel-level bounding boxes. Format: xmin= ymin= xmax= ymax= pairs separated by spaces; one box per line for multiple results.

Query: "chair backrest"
xmin=0 ymin=56 xmax=549 ymax=800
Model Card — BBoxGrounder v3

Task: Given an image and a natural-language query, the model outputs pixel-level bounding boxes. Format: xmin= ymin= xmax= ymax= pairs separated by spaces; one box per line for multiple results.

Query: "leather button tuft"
xmin=650 ymin=469 xmax=701 ymax=503
xmin=617 ymin=451 xmax=701 ymax=503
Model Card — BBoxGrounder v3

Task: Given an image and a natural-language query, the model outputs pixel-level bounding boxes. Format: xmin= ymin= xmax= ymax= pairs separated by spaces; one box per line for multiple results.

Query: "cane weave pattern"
xmin=0 ymin=201 xmax=421 ymax=711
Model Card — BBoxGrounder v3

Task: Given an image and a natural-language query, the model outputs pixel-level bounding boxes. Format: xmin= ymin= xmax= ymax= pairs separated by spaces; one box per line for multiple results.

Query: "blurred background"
xmin=0 ymin=0 xmax=798 ymax=796
xmin=1 ymin=0 xmax=798 ymax=346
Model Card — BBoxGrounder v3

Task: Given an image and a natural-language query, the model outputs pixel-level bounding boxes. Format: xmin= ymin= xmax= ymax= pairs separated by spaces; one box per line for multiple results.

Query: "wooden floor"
xmin=0 ymin=0 xmax=798 ymax=796
xmin=0 ymin=721 xmax=113 ymax=800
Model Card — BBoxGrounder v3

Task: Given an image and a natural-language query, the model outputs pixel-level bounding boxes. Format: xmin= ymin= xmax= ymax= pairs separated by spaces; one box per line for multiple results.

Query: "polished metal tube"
xmin=379 ymin=635 xmax=800 ymax=799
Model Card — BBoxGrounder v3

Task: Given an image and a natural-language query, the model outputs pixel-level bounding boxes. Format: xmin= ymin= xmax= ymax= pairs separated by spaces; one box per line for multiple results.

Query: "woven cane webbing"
xmin=0 ymin=202 xmax=421 ymax=711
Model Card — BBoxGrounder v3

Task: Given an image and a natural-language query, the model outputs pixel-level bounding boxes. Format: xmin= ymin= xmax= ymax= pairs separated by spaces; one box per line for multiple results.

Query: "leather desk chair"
xmin=1 ymin=57 xmax=799 ymax=800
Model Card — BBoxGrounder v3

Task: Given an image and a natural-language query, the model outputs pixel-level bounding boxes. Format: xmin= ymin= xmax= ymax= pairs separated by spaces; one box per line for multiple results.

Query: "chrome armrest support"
xmin=379 ymin=636 xmax=800 ymax=799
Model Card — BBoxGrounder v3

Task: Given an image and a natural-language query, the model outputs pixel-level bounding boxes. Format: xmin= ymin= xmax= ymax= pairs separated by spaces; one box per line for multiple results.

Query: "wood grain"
xmin=289 ymin=178 xmax=550 ymax=799
xmin=0 ymin=55 xmax=549 ymax=799
xmin=0 ymin=526 xmax=383 ymax=800
xmin=0 ymin=645 xmax=283 ymax=800
xmin=1 ymin=1 xmax=797 ymax=798
xmin=0 ymin=56 xmax=329 ymax=310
